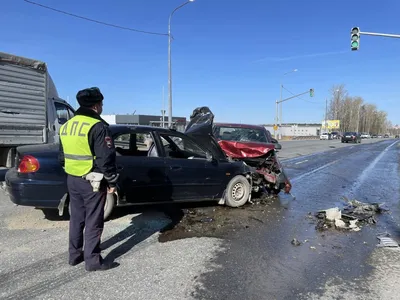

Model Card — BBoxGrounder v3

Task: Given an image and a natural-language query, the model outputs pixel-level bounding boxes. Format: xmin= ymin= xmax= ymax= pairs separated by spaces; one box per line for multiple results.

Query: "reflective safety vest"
xmin=59 ymin=115 xmax=101 ymax=176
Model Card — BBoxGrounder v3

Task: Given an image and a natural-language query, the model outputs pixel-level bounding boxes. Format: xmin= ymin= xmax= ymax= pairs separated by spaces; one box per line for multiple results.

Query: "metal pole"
xmin=168 ymin=17 xmax=172 ymax=127
xmin=279 ymin=83 xmax=282 ymax=140
xmin=325 ymin=98 xmax=328 ymax=133
xmin=277 ymin=90 xmax=311 ymax=104
xmin=360 ymin=31 xmax=400 ymax=38
xmin=167 ymin=0 xmax=194 ymax=128
xmin=278 ymin=69 xmax=297 ymax=140
xmin=162 ymin=85 xmax=165 ymax=128
xmin=275 ymin=99 xmax=278 ymax=138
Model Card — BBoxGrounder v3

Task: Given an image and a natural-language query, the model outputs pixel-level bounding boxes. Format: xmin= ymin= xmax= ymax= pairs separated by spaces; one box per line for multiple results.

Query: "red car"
xmin=185 ymin=107 xmax=291 ymax=195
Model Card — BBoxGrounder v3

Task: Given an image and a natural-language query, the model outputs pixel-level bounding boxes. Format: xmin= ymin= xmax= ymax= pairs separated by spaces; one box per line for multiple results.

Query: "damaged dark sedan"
xmin=185 ymin=107 xmax=291 ymax=195
xmin=6 ymin=108 xmax=258 ymax=219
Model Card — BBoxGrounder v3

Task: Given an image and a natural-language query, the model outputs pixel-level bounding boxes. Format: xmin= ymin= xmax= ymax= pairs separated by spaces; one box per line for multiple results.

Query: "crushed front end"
xmin=218 ymin=140 xmax=292 ymax=195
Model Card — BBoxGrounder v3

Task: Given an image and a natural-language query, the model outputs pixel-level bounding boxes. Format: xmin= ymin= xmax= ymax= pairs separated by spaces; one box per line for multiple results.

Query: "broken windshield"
xmin=213 ymin=126 xmax=268 ymax=143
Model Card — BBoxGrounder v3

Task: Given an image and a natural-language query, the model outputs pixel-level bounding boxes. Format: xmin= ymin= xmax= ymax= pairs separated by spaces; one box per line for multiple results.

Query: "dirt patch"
xmin=5 ymin=208 xmax=69 ymax=230
xmin=158 ymin=195 xmax=284 ymax=242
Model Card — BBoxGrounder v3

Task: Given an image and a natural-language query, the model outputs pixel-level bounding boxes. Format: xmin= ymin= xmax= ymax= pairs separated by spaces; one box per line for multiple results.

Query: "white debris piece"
xmin=334 ymin=218 xmax=346 ymax=229
xmin=325 ymin=207 xmax=341 ymax=221
xmin=349 ymin=220 xmax=361 ymax=231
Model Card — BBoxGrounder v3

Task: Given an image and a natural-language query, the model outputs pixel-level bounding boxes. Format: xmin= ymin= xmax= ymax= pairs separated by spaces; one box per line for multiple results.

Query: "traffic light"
xmin=310 ymin=88 xmax=314 ymax=97
xmin=351 ymin=27 xmax=360 ymax=51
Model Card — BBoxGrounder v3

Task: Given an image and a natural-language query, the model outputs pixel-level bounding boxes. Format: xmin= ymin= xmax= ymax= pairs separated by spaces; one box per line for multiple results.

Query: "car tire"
xmin=225 ymin=175 xmax=251 ymax=207
xmin=68 ymin=192 xmax=116 ymax=221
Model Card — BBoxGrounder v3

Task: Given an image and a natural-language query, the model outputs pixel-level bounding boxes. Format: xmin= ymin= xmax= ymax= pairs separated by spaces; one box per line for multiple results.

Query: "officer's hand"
xmin=107 ymin=187 xmax=116 ymax=194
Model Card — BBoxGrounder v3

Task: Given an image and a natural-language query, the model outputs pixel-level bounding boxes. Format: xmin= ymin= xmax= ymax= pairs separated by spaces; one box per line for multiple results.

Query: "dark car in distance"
xmin=6 ymin=109 xmax=258 ymax=220
xmin=341 ymin=132 xmax=361 ymax=143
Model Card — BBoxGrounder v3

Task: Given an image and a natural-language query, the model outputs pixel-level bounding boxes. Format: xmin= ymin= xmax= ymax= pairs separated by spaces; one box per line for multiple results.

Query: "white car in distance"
xmin=320 ymin=133 xmax=329 ymax=140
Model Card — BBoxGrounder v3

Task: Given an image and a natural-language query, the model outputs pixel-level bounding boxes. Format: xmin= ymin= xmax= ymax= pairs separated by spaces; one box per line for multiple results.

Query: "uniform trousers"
xmin=67 ymin=175 xmax=106 ymax=268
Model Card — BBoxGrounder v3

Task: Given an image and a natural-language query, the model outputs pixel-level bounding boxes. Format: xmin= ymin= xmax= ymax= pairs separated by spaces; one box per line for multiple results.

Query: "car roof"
xmin=214 ymin=122 xmax=265 ymax=130
xmin=109 ymin=124 xmax=175 ymax=134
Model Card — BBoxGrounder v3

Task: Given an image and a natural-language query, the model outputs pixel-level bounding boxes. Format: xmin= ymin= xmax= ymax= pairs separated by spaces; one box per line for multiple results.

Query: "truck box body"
xmin=0 ymin=52 xmax=48 ymax=146
xmin=0 ymin=51 xmax=75 ymax=173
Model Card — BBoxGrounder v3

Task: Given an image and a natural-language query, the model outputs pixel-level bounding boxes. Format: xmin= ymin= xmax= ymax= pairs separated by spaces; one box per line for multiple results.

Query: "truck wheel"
xmin=68 ymin=192 xmax=115 ymax=220
xmin=225 ymin=175 xmax=251 ymax=207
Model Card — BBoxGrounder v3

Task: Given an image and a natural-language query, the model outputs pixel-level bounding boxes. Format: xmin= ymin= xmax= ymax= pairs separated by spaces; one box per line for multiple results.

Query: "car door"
xmin=116 ymin=156 xmax=169 ymax=204
xmin=113 ymin=130 xmax=170 ymax=204
xmin=158 ymin=132 xmax=224 ymax=201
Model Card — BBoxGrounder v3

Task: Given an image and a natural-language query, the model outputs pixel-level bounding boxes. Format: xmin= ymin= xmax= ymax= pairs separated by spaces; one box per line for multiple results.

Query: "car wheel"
xmin=68 ymin=192 xmax=116 ymax=221
xmin=225 ymin=175 xmax=251 ymax=207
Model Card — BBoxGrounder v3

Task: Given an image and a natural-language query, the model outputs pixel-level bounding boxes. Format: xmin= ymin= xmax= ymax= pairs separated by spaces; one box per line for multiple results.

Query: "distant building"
xmin=102 ymin=115 xmax=116 ymax=125
xmin=264 ymin=123 xmax=322 ymax=137
xmin=101 ymin=114 xmax=187 ymax=132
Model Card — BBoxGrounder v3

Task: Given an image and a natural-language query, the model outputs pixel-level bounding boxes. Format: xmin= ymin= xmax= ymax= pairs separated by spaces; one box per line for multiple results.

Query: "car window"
xmin=55 ymin=102 xmax=74 ymax=124
xmin=214 ymin=126 xmax=268 ymax=143
xmin=114 ymin=131 xmax=156 ymax=156
xmin=160 ymin=133 xmax=207 ymax=159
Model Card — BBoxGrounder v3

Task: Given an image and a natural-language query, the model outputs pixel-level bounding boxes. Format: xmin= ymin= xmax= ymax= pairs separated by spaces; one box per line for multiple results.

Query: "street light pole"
xmin=325 ymin=98 xmax=328 ymax=133
xmin=168 ymin=0 xmax=195 ymax=128
xmin=278 ymin=69 xmax=297 ymax=140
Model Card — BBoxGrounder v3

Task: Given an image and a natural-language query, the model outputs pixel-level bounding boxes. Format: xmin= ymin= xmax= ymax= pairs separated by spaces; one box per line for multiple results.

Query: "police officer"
xmin=59 ymin=87 xmax=119 ymax=271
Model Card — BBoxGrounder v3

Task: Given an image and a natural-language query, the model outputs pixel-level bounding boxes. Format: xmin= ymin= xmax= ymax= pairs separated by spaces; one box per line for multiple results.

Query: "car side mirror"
xmin=271 ymin=138 xmax=278 ymax=143
xmin=274 ymin=143 xmax=282 ymax=150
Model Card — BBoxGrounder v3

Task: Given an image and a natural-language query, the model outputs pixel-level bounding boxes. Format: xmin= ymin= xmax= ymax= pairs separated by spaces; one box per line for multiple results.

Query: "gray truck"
xmin=0 ymin=51 xmax=75 ymax=180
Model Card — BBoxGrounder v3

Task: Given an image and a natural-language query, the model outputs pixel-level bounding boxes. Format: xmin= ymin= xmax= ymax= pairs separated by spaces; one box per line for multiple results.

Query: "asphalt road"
xmin=194 ymin=138 xmax=400 ymax=299
xmin=0 ymin=138 xmax=399 ymax=299
xmin=277 ymin=137 xmax=383 ymax=160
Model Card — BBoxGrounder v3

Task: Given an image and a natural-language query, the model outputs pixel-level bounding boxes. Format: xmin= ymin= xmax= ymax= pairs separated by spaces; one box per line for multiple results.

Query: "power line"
xmin=23 ymin=0 xmax=168 ymax=36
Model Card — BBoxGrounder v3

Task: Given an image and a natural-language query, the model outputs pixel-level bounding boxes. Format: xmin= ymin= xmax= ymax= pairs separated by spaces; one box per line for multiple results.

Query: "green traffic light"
xmin=352 ymin=41 xmax=359 ymax=47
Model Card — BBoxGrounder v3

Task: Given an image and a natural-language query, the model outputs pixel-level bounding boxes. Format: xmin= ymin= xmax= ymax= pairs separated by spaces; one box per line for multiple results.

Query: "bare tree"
xmin=328 ymin=84 xmax=347 ymax=120
xmin=327 ymin=84 xmax=389 ymax=135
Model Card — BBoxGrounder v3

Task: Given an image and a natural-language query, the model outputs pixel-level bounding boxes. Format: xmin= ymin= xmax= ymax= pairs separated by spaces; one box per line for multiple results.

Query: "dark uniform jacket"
xmin=58 ymin=107 xmax=118 ymax=187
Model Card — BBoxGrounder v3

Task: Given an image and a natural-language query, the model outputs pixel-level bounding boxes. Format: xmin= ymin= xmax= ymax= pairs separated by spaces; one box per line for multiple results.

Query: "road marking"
xmin=332 ymin=151 xmax=337 ymax=154
xmin=347 ymin=140 xmax=398 ymax=196
xmin=349 ymin=146 xmax=354 ymax=149
xmin=291 ymin=160 xmax=339 ymax=183
xmin=295 ymin=159 xmax=308 ymax=165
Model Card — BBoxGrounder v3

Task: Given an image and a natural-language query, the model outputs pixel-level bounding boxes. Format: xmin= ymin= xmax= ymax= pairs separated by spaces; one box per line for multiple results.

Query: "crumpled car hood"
xmin=218 ymin=140 xmax=275 ymax=159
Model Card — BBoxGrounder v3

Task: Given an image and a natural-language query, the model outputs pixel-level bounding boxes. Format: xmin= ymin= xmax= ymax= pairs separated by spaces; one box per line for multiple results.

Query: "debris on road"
xmin=291 ymin=238 xmax=301 ymax=246
xmin=159 ymin=195 xmax=283 ymax=242
xmin=377 ymin=233 xmax=399 ymax=248
xmin=313 ymin=198 xmax=387 ymax=232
